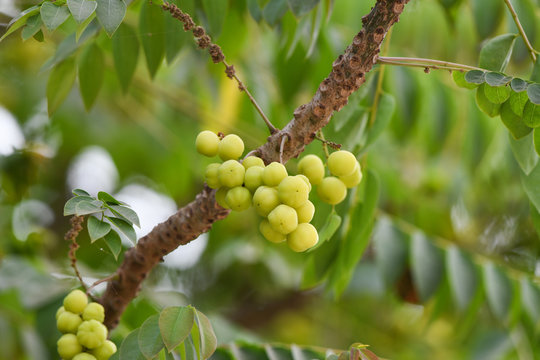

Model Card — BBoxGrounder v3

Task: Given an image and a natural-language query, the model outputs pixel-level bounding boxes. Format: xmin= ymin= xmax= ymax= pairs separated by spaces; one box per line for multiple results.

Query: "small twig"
xmin=64 ymin=216 xmax=87 ymax=291
xmin=87 ymin=274 xmax=117 ymax=295
xmin=377 ymin=56 xmax=485 ymax=72
xmin=279 ymin=134 xmax=289 ymax=164
xmin=314 ymin=134 xmax=341 ymax=150
xmin=503 ymin=0 xmax=537 ymax=62
xmin=316 ymin=130 xmax=330 ymax=158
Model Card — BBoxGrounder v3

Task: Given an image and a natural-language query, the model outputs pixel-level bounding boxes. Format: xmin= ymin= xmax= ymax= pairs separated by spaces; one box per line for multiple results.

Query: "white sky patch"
xmin=67 ymin=146 xmax=118 ymax=196
xmin=0 ymin=106 xmax=25 ymax=156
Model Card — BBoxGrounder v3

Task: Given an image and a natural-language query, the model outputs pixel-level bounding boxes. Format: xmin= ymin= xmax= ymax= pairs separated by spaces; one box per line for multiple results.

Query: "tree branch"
xmin=100 ymin=0 xmax=410 ymax=330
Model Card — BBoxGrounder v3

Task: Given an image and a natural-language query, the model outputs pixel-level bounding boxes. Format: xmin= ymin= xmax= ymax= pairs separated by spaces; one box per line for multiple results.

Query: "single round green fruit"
xmin=77 ymin=320 xmax=107 ymax=349
xmin=244 ymin=166 xmax=264 ymax=192
xmin=215 ymin=187 xmax=230 ymax=209
xmin=259 ymin=219 xmax=286 ymax=243
xmin=297 ymin=154 xmax=324 ymax=185
xmin=225 ymin=187 xmax=252 ymax=211
xmin=287 ymin=223 xmax=319 ymax=252
xmin=218 ymin=160 xmax=245 ymax=188
xmin=327 ymin=150 xmax=357 ymax=177
xmin=82 ymin=302 xmax=105 ymax=323
xmin=317 ymin=177 xmax=347 ymax=205
xmin=73 ymin=353 xmax=98 ymax=360
xmin=296 ymin=200 xmax=315 ymax=223
xmin=57 ymin=333 xmax=82 ymax=360
xmin=218 ymin=134 xmax=244 ymax=160
xmin=56 ymin=306 xmax=66 ymax=320
xmin=262 ymin=162 xmax=288 ymax=186
xmin=91 ymin=340 xmax=117 ymax=360
xmin=339 ymin=162 xmax=362 ymax=188
xmin=64 ymin=290 xmax=88 ymax=314
xmin=277 ymin=176 xmax=309 ymax=208
xmin=195 ymin=130 xmax=220 ymax=157
xmin=205 ymin=163 xmax=221 ymax=189
xmin=243 ymin=156 xmax=265 ymax=169
xmin=268 ymin=204 xmax=298 ymax=235
xmin=296 ymin=174 xmax=312 ymax=191
xmin=253 ymin=186 xmax=280 ymax=217
xmin=57 ymin=311 xmax=83 ymax=334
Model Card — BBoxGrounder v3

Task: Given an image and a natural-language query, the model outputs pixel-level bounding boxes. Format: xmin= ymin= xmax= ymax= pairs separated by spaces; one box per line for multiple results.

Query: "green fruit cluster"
xmin=56 ymin=290 xmax=117 ymax=360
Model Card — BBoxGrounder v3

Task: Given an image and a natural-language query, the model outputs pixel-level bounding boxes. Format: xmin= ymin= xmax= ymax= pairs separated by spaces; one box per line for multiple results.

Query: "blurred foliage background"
xmin=1 ymin=0 xmax=540 ymax=359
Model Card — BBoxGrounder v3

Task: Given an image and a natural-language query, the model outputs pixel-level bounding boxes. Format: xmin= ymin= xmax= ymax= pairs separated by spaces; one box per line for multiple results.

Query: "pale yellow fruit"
xmin=244 ymin=166 xmax=264 ymax=192
xmin=91 ymin=340 xmax=117 ymax=360
xmin=82 ymin=302 xmax=105 ymax=323
xmin=277 ymin=176 xmax=309 ymax=208
xmin=296 ymin=200 xmax=315 ymax=223
xmin=195 ymin=130 xmax=220 ymax=157
xmin=339 ymin=162 xmax=362 ymax=188
xmin=242 ymin=156 xmax=265 ymax=169
xmin=317 ymin=177 xmax=347 ymax=205
xmin=63 ymin=290 xmax=88 ymax=314
xmin=268 ymin=204 xmax=298 ymax=235
xmin=57 ymin=311 xmax=83 ymax=334
xmin=215 ymin=187 xmax=230 ymax=209
xmin=77 ymin=320 xmax=107 ymax=349
xmin=204 ymin=163 xmax=221 ymax=189
xmin=252 ymin=186 xmax=280 ymax=217
xmin=259 ymin=219 xmax=286 ymax=243
xmin=287 ymin=223 xmax=319 ymax=252
xmin=218 ymin=134 xmax=244 ymax=160
xmin=297 ymin=154 xmax=324 ymax=185
xmin=327 ymin=150 xmax=357 ymax=177
xmin=296 ymin=174 xmax=312 ymax=191
xmin=218 ymin=160 xmax=245 ymax=188
xmin=262 ymin=162 xmax=288 ymax=186
xmin=73 ymin=353 xmax=98 ymax=360
xmin=225 ymin=187 xmax=252 ymax=211
xmin=56 ymin=306 xmax=66 ymax=320
xmin=57 ymin=333 xmax=82 ymax=360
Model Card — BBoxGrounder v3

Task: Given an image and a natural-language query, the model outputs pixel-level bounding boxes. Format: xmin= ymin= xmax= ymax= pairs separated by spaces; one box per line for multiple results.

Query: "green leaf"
xmin=78 ymin=43 xmax=104 ymax=110
xmin=527 ymin=83 xmax=540 ymax=105
xmin=64 ymin=195 xmax=95 ymax=215
xmin=177 ymin=337 xmax=197 ymax=360
xmin=520 ymin=278 xmax=540 ymax=324
xmin=120 ymin=329 xmax=146 ymax=360
xmin=87 ymin=216 xmax=111 ymax=242
xmin=511 ymin=78 xmax=529 ymax=92
xmin=478 ymin=34 xmax=517 ymax=72
xmin=73 ymin=189 xmax=90 ymax=196
xmin=464 ymin=70 xmax=486 ymax=84
xmin=40 ymin=2 xmax=70 ymax=31
xmin=509 ymin=132 xmax=539 ymax=175
xmin=484 ymin=72 xmax=511 ymax=87
xmin=471 ymin=0 xmax=504 ymax=39
xmin=364 ymin=92 xmax=396 ymax=149
xmin=410 ymin=233 xmax=444 ymax=302
xmin=446 ymin=246 xmax=477 ymax=311
xmin=112 ymin=23 xmax=139 ymax=92
xmin=509 ymin=90 xmax=529 ymax=116
xmin=21 ymin=15 xmax=42 ymax=41
xmin=202 ymin=0 xmax=227 ymax=37
xmin=373 ymin=217 xmax=408 ymax=288
xmin=475 ymin=84 xmax=501 ymax=117
xmin=247 ymin=0 xmax=263 ymax=22
xmin=0 ymin=5 xmax=40 ymax=42
xmin=308 ymin=211 xmax=341 ymax=252
xmin=109 ymin=205 xmax=140 ymax=227
xmin=76 ymin=13 xmax=96 ymax=41
xmin=531 ymin=57 xmax=540 ymax=83
xmin=75 ymin=200 xmax=105 ymax=216
xmin=190 ymin=320 xmax=201 ymax=360
xmin=139 ymin=0 xmax=165 ymax=78
xmin=96 ymin=0 xmax=126 ymax=36
xmin=263 ymin=0 xmax=288 ymax=26
xmin=522 ymin=101 xmax=540 ymax=128
xmin=67 ymin=0 xmax=97 ymax=23
xmin=194 ymin=310 xmax=217 ymax=359
xmin=138 ymin=314 xmax=165 ymax=359
xmin=535 ymin=128 xmax=540 ymax=157
xmin=287 ymin=0 xmax=319 ymax=17
xmin=159 ymin=306 xmax=195 ymax=352
xmin=47 ymin=58 xmax=77 ymax=116
xmin=500 ymin=100 xmax=532 ymax=140
xmin=522 ymin=162 xmax=540 ymax=212
xmin=483 ymin=262 xmax=513 ymax=323
xmin=103 ymin=230 xmax=122 ymax=259
xmin=107 ymin=216 xmax=137 ymax=243
xmin=33 ymin=30 xmax=44 ymax=42
xmin=483 ymin=84 xmax=511 ymax=104
xmin=97 ymin=191 xmax=122 ymax=205
xmin=452 ymin=71 xmax=478 ymax=89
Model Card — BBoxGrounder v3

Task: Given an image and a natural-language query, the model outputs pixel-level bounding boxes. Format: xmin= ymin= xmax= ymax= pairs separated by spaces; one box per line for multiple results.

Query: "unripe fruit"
xmin=327 ymin=150 xmax=357 ymax=177
xmin=57 ymin=311 xmax=83 ymax=334
xmin=296 ymin=174 xmax=312 ymax=191
xmin=287 ymin=223 xmax=319 ymax=252
xmin=218 ymin=160 xmax=245 ymax=188
xmin=297 ymin=155 xmax=324 ymax=185
xmin=296 ymin=200 xmax=315 ymax=223
xmin=262 ymin=162 xmax=288 ymax=186
xmin=91 ymin=340 xmax=117 ymax=360
xmin=243 ymin=156 xmax=265 ymax=169
xmin=339 ymin=162 xmax=362 ymax=188
xmin=244 ymin=166 xmax=264 ymax=192
xmin=77 ymin=320 xmax=108 ymax=349
xmin=259 ymin=219 xmax=286 ymax=243
xmin=253 ymin=186 xmax=280 ymax=217
xmin=204 ymin=163 xmax=221 ymax=189
xmin=73 ymin=353 xmax=97 ymax=360
xmin=268 ymin=204 xmax=298 ymax=235
xmin=57 ymin=333 xmax=82 ymax=360
xmin=225 ymin=187 xmax=252 ymax=211
xmin=83 ymin=303 xmax=105 ymax=323
xmin=218 ymin=134 xmax=244 ymax=160
xmin=277 ymin=176 xmax=309 ymax=208
xmin=317 ymin=177 xmax=347 ymax=205
xmin=64 ymin=290 xmax=88 ymax=314
xmin=195 ymin=130 xmax=220 ymax=157
xmin=215 ymin=187 xmax=230 ymax=209
xmin=56 ymin=306 xmax=66 ymax=320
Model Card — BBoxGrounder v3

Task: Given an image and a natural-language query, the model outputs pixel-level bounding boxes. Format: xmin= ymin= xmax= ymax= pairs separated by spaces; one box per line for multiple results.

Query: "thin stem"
xmin=87 ymin=274 xmax=116 ymax=295
xmin=279 ymin=134 xmax=288 ymax=164
xmin=317 ymin=130 xmax=330 ymax=159
xmin=377 ymin=56 xmax=486 ymax=72
xmin=65 ymin=216 xmax=87 ymax=291
xmin=503 ymin=0 xmax=537 ymax=62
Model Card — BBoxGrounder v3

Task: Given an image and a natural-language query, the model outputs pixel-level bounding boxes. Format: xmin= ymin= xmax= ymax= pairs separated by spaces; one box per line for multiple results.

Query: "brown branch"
xmin=65 ymin=215 xmax=86 ymax=291
xmin=100 ymin=0 xmax=409 ymax=330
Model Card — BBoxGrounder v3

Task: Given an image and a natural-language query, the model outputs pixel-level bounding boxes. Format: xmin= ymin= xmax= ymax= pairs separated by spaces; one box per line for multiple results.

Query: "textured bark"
xmin=100 ymin=0 xmax=409 ymax=330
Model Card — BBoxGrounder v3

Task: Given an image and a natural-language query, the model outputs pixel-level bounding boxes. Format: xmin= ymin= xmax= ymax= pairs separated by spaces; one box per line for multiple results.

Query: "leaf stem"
xmin=377 ymin=56 xmax=486 ymax=72
xmin=317 ymin=130 xmax=330 ymax=159
xmin=503 ymin=0 xmax=537 ymax=62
